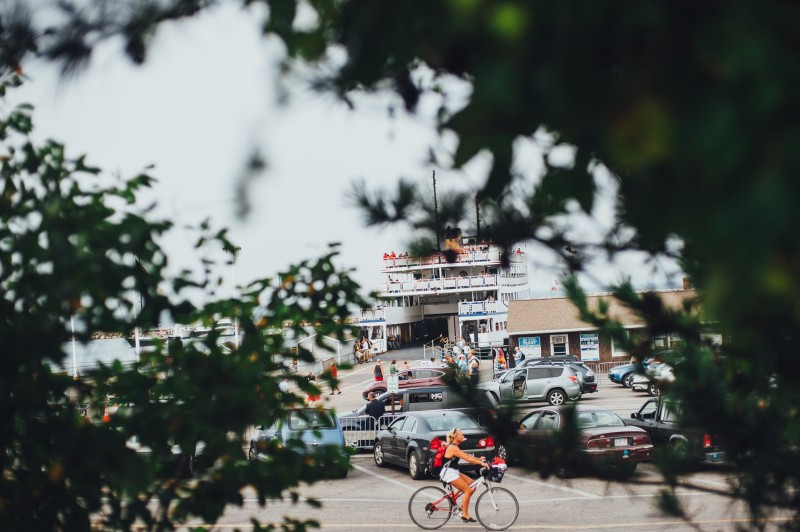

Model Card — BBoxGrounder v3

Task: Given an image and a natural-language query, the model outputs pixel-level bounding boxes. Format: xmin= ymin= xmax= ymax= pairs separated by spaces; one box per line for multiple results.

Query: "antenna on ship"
xmin=432 ymin=170 xmax=441 ymax=252
xmin=475 ymin=194 xmax=481 ymax=243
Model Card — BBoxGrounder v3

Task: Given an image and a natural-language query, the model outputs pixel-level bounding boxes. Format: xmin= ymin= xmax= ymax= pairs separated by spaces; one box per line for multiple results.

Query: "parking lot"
xmin=215 ymin=351 xmax=787 ymax=530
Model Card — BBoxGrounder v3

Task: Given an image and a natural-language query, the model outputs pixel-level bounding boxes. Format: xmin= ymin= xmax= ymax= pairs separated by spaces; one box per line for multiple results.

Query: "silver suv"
xmin=478 ymin=365 xmax=582 ymax=406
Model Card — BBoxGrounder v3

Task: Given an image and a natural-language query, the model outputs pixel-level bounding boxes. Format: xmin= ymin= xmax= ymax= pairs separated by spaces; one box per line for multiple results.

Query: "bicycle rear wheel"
xmin=475 ymin=486 xmax=519 ymax=531
xmin=408 ymin=486 xmax=453 ymax=530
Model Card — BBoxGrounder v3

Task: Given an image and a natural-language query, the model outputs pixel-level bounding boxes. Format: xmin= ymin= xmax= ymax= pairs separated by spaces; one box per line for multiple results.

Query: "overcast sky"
xmin=13 ymin=3 xmax=683 ymax=304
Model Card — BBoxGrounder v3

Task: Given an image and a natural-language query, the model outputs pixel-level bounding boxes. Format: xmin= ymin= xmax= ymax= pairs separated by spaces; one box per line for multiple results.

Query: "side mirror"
xmin=630 ymin=413 xmax=638 ymax=420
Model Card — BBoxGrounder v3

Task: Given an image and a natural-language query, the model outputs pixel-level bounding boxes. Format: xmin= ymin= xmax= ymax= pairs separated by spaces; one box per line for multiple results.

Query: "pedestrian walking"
xmin=468 ymin=353 xmax=480 ymax=385
xmin=401 ymin=360 xmax=411 ymax=372
xmin=374 ymin=359 xmax=384 ymax=382
xmin=328 ymin=361 xmax=342 ymax=395
xmin=389 ymin=359 xmax=398 ymax=378
xmin=279 ymin=376 xmax=290 ymax=394
xmin=306 ymin=371 xmax=321 ymax=405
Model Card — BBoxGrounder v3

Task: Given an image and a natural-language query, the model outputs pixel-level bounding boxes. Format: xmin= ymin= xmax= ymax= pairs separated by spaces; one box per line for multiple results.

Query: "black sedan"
xmin=373 ymin=410 xmax=496 ymax=480
xmin=501 ymin=405 xmax=653 ymax=477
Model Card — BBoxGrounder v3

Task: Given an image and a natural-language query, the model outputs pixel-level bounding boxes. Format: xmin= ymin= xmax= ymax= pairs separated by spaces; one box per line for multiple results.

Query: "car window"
xmin=409 ymin=391 xmax=442 ymax=403
xmin=547 ymin=367 xmax=564 ymax=378
xmin=288 ymin=410 xmax=335 ymax=430
xmin=518 ymin=411 xmax=541 ymax=430
xmin=536 ymin=412 xmax=558 ymax=430
xmin=425 ymin=414 xmax=479 ymax=432
xmin=638 ymin=400 xmax=658 ymax=419
xmin=405 ymin=417 xmax=418 ymax=433
xmin=661 ymin=402 xmax=680 ymax=423
xmin=576 ymin=410 xmax=625 ymax=428
xmin=389 ymin=416 xmax=408 ymax=431
xmin=528 ymin=368 xmax=550 ymax=380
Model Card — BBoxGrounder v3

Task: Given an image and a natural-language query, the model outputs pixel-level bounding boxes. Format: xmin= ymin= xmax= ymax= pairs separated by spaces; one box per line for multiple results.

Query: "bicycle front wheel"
xmin=475 ymin=486 xmax=519 ymax=531
xmin=408 ymin=486 xmax=453 ymax=530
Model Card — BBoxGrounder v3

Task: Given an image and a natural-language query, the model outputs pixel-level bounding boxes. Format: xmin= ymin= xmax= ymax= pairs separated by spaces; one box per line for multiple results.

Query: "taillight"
xmin=587 ymin=437 xmax=611 ymax=449
xmin=633 ymin=434 xmax=650 ymax=445
xmin=430 ymin=437 xmax=442 ymax=451
xmin=568 ymin=375 xmax=578 ymax=383
xmin=478 ymin=437 xmax=495 ymax=448
xmin=703 ymin=434 xmax=712 ymax=448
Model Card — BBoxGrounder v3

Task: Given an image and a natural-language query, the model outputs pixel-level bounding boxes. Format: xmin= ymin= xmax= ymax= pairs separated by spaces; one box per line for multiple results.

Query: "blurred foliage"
xmin=2 ymin=0 xmax=800 ymax=528
xmin=0 ymin=75 xmax=366 ymax=530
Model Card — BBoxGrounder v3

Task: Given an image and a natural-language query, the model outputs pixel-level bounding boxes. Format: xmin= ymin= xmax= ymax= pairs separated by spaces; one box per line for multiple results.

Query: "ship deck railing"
xmin=376 ymin=274 xmax=499 ymax=294
xmin=381 ymin=247 xmax=525 ymax=269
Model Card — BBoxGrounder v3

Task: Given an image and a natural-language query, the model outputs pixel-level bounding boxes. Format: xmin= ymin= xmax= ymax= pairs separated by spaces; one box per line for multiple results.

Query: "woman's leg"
xmin=451 ymin=473 xmax=474 ymax=518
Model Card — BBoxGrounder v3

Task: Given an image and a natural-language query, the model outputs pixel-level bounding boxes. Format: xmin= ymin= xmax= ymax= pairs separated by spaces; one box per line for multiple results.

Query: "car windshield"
xmin=575 ymin=410 xmax=625 ymax=429
xmin=425 ymin=414 xmax=480 ymax=432
xmin=288 ymin=410 xmax=336 ymax=430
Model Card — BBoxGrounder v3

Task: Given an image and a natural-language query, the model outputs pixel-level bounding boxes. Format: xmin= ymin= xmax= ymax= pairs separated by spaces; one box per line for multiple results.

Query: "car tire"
xmin=374 ymin=443 xmax=386 ymax=467
xmin=623 ymin=373 xmax=635 ymax=388
xmin=408 ymin=451 xmax=425 ymax=480
xmin=338 ymin=464 xmax=349 ymax=478
xmin=547 ymin=389 xmax=566 ymax=406
xmin=647 ymin=383 xmax=660 ymax=396
xmin=672 ymin=438 xmax=690 ymax=461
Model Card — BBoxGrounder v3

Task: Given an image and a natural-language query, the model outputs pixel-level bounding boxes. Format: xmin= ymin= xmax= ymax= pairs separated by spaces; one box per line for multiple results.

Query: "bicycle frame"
xmin=429 ymin=474 xmax=489 ymax=514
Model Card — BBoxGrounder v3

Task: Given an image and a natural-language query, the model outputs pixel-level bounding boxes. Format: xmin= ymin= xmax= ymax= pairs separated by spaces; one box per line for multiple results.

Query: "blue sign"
xmin=518 ymin=336 xmax=541 ymax=356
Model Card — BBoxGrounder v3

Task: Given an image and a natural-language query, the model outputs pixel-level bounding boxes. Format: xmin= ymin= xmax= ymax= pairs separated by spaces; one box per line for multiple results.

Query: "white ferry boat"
xmin=358 ymin=228 xmax=530 ymax=354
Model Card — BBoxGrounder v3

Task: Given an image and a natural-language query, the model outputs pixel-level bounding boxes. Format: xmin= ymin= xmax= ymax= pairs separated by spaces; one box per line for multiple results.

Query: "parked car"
xmin=108 ymin=402 xmax=199 ymax=478
xmin=340 ymin=385 xmax=497 ymax=449
xmin=608 ymin=356 xmax=659 ymax=387
xmin=630 ymin=363 xmax=674 ymax=396
xmin=478 ymin=365 xmax=582 ymax=405
xmin=522 ymin=359 xmax=598 ymax=394
xmin=373 ymin=410 xmax=497 ymax=480
xmin=502 ymin=405 xmax=653 ymax=476
xmin=248 ymin=408 xmax=350 ymax=478
xmin=361 ymin=367 xmax=446 ymax=400
xmin=627 ymin=397 xmax=726 ymax=464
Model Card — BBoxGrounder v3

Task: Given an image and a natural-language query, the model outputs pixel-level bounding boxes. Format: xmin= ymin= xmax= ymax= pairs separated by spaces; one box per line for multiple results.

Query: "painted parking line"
xmin=503 ymin=472 xmax=601 ymax=499
xmin=351 ymin=463 xmax=419 ymax=493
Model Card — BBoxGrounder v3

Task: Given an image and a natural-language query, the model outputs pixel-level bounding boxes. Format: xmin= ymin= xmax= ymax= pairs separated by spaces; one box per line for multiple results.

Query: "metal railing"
xmin=340 ymin=414 xmax=402 ymax=449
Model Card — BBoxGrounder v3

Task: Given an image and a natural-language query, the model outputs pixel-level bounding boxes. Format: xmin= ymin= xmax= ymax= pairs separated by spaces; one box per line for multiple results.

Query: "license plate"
xmin=614 ymin=438 xmax=628 ymax=447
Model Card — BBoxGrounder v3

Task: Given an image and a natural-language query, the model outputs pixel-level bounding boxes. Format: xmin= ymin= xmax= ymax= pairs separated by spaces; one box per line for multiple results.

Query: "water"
xmin=57 ymin=338 xmax=139 ymax=374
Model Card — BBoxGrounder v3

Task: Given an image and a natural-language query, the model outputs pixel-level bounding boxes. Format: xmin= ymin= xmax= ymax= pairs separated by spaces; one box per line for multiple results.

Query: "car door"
xmin=655 ymin=401 xmax=683 ymax=445
xmin=395 ymin=416 xmax=419 ymax=465
xmin=525 ymin=367 xmax=552 ymax=400
xmin=383 ymin=415 xmax=409 ymax=464
xmin=627 ymin=399 xmax=660 ymax=441
xmin=529 ymin=410 xmax=559 ymax=450
xmin=499 ymin=369 xmax=526 ymax=401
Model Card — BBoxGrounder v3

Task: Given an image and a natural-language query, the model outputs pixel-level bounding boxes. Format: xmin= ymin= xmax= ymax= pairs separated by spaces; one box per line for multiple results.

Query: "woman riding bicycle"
xmin=439 ymin=427 xmax=490 ymax=523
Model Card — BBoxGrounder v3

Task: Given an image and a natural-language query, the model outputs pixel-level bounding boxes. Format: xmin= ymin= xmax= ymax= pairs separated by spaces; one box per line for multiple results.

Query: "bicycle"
xmin=408 ymin=465 xmax=519 ymax=530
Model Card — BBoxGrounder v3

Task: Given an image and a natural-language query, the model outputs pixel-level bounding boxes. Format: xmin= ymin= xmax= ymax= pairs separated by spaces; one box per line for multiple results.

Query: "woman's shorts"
xmin=439 ymin=466 xmax=460 ymax=483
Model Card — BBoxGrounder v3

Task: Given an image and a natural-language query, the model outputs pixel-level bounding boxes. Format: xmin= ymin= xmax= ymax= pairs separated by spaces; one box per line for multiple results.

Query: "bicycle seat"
xmin=441 ymin=482 xmax=452 ymax=491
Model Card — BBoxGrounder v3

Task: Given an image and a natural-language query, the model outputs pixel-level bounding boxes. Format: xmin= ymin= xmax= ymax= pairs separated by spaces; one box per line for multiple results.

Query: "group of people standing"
xmin=353 ymin=337 xmax=374 ymax=364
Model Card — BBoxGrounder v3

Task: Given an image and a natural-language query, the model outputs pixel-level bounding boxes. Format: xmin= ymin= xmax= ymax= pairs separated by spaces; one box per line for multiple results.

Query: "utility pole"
xmin=230 ymin=247 xmax=241 ymax=348
xmin=432 ymin=170 xmax=440 ymax=252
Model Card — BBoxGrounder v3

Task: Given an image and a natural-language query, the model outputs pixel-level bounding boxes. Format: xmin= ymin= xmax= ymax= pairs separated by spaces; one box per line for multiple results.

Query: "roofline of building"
xmin=508 ymin=324 xmax=645 ymax=335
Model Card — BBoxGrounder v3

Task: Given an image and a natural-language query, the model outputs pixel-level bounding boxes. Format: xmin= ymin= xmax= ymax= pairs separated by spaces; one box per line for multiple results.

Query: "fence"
xmin=339 ymin=414 xmax=402 ymax=449
xmin=584 ymin=361 xmax=630 ymax=376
